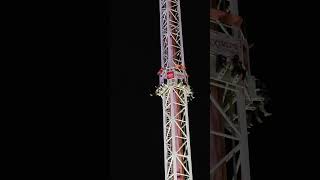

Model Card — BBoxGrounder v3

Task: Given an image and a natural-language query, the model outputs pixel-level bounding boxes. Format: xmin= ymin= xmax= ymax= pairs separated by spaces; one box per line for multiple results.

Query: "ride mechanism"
xmin=153 ymin=0 xmax=271 ymax=180
xmin=154 ymin=0 xmax=194 ymax=179
xmin=210 ymin=0 xmax=271 ymax=180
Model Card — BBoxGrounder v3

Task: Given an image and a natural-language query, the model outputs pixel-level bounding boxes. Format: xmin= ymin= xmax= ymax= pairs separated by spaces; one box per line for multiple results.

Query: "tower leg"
xmin=236 ymin=89 xmax=251 ymax=180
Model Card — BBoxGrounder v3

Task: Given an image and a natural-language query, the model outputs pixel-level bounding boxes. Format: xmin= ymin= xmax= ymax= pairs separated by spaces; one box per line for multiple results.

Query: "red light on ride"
xmin=167 ymin=71 xmax=174 ymax=79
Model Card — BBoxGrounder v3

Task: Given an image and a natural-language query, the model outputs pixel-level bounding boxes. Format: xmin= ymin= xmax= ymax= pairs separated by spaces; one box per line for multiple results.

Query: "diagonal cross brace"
xmin=210 ymin=94 xmax=241 ymax=137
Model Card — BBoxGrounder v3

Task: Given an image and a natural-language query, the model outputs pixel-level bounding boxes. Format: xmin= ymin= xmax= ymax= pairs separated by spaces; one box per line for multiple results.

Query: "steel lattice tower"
xmin=210 ymin=0 xmax=271 ymax=180
xmin=155 ymin=0 xmax=194 ymax=180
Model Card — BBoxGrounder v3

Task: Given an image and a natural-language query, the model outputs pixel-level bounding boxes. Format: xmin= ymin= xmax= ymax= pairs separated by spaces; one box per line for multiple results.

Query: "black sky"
xmin=5 ymin=0 xmax=320 ymax=179
xmin=239 ymin=1 xmax=320 ymax=179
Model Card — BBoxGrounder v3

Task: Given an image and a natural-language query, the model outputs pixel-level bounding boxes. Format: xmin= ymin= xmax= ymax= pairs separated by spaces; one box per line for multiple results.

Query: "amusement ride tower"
xmin=155 ymin=0 xmax=194 ymax=180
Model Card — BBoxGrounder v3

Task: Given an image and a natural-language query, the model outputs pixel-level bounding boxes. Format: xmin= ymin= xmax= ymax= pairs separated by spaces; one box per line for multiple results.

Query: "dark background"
xmin=6 ymin=0 xmax=318 ymax=179
xmin=240 ymin=1 xmax=319 ymax=179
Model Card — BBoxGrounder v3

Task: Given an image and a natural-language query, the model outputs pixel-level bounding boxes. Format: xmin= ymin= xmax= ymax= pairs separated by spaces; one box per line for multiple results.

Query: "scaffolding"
xmin=210 ymin=0 xmax=271 ymax=180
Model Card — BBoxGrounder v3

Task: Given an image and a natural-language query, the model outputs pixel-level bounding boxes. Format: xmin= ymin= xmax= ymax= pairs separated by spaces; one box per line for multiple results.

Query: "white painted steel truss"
xmin=159 ymin=0 xmax=185 ymax=69
xmin=157 ymin=0 xmax=193 ymax=180
xmin=157 ymin=84 xmax=193 ymax=180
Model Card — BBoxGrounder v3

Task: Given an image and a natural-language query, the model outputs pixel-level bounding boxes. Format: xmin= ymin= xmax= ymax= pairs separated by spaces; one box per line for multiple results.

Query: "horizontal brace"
xmin=210 ymin=81 xmax=238 ymax=92
xmin=176 ymin=173 xmax=190 ymax=177
xmin=176 ymin=154 xmax=190 ymax=158
xmin=210 ymin=131 xmax=240 ymax=141
xmin=210 ymin=78 xmax=244 ymax=89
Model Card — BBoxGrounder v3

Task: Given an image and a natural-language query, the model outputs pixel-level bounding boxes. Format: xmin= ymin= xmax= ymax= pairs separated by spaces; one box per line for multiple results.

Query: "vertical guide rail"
xmin=157 ymin=0 xmax=193 ymax=180
xmin=237 ymin=89 xmax=251 ymax=180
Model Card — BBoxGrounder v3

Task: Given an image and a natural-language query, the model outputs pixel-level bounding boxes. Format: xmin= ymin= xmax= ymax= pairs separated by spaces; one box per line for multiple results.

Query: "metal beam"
xmin=237 ymin=89 xmax=251 ymax=180
xmin=210 ymin=144 xmax=240 ymax=175
xmin=210 ymin=94 xmax=241 ymax=137
xmin=210 ymin=131 xmax=240 ymax=141
xmin=210 ymin=81 xmax=238 ymax=92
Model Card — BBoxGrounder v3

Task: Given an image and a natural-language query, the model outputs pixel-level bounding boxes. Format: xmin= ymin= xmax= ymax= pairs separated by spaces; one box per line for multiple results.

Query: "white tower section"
xmin=155 ymin=0 xmax=194 ymax=180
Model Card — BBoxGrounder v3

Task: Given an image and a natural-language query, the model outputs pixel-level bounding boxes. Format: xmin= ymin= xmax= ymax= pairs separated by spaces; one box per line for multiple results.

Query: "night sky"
xmin=6 ymin=1 xmax=320 ymax=179
xmin=238 ymin=1 xmax=319 ymax=179
xmin=109 ymin=1 xmax=318 ymax=180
